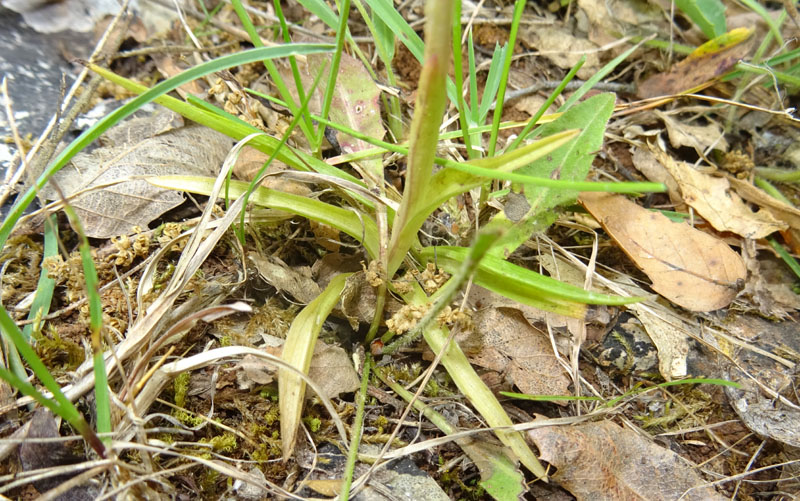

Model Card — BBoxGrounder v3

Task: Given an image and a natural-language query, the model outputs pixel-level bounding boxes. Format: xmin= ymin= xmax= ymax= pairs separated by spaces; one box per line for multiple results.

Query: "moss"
xmin=33 ymin=325 xmax=85 ymax=373
xmin=201 ymin=432 xmax=238 ymax=453
xmin=174 ymin=372 xmax=190 ymax=407
xmin=303 ymin=416 xmax=322 ymax=433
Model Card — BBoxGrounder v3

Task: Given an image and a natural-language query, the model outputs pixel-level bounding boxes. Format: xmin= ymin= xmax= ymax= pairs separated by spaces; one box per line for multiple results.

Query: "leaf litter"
xmin=2 ymin=1 xmax=800 ymax=500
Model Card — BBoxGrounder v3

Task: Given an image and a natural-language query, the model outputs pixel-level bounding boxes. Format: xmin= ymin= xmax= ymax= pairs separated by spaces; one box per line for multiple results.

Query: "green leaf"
xmin=675 ymin=0 xmax=727 ymax=39
xmin=279 ymin=273 xmax=351 ymax=458
xmin=148 ymin=176 xmax=380 ymax=259
xmin=492 ymin=93 xmax=616 ymax=256
xmin=421 ymin=246 xmax=643 ymax=318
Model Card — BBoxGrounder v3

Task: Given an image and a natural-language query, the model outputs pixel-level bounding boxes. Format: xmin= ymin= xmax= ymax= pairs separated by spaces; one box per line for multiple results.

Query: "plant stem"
xmin=386 ymin=0 xmax=452 ymax=276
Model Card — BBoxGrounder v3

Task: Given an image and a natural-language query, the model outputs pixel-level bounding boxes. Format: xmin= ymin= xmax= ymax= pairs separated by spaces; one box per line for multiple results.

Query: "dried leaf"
xmin=528 ymin=421 xmax=726 ymax=500
xmin=248 ymin=252 xmax=321 ymax=304
xmin=308 ymin=343 xmax=360 ymax=399
xmin=637 ymin=37 xmax=752 ymax=98
xmin=44 ymin=117 xmax=231 ymax=238
xmin=520 ymin=25 xmax=601 ymax=80
xmin=632 ymin=147 xmax=682 ymax=206
xmin=580 ymin=191 xmax=746 ymax=311
xmin=728 ymin=176 xmax=800 ymax=232
xmin=655 ymin=110 xmax=728 ymax=154
xmin=467 ymin=308 xmax=571 ymax=399
xmin=656 ymin=150 xmax=787 ymax=238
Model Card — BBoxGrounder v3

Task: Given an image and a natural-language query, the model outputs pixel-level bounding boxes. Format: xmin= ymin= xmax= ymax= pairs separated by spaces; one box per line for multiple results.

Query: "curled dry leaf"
xmin=580 ymin=192 xmax=746 ymax=311
xmin=655 ymin=149 xmax=786 ymax=239
xmin=528 ymin=421 xmax=726 ymax=501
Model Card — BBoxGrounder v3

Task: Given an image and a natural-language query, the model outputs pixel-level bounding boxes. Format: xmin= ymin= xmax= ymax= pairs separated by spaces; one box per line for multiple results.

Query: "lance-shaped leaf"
xmin=420 ymin=246 xmax=642 ymax=319
xmin=279 ymin=273 xmax=351 ymax=458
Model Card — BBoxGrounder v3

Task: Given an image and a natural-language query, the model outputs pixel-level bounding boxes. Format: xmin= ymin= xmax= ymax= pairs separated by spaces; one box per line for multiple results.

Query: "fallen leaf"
xmin=465 ymin=308 xmax=571 ymax=399
xmin=638 ymin=35 xmax=753 ymax=98
xmin=308 ymin=343 xmax=360 ymax=399
xmin=655 ymin=110 xmax=728 ymax=154
xmin=520 ymin=25 xmax=601 ymax=80
xmin=580 ymin=191 xmax=746 ymax=311
xmin=43 ymin=115 xmax=231 ymax=238
xmin=728 ymin=176 xmax=800 ymax=232
xmin=655 ymin=150 xmax=787 ymax=238
xmin=248 ymin=252 xmax=321 ymax=304
xmin=528 ymin=420 xmax=726 ymax=500
xmin=632 ymin=147 xmax=682 ymax=206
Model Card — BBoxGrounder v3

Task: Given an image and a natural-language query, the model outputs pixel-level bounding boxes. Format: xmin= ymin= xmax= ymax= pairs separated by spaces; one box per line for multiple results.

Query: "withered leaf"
xmin=580 ymin=192 xmax=746 ymax=311
xmin=655 ymin=150 xmax=786 ymax=239
xmin=637 ymin=38 xmax=753 ymax=98
xmin=44 ymin=116 xmax=231 ymax=238
xmin=528 ymin=421 xmax=726 ymax=500
xmin=467 ymin=308 xmax=571 ymax=399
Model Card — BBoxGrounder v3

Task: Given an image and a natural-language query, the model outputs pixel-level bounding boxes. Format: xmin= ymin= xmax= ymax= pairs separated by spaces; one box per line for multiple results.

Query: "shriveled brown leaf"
xmin=528 ymin=421 xmax=726 ymax=501
xmin=655 ymin=150 xmax=786 ymax=238
xmin=655 ymin=110 xmax=728 ymax=154
xmin=43 ymin=115 xmax=231 ymax=238
xmin=638 ymin=38 xmax=753 ymax=98
xmin=580 ymin=191 xmax=746 ymax=311
xmin=465 ymin=308 xmax=571 ymax=399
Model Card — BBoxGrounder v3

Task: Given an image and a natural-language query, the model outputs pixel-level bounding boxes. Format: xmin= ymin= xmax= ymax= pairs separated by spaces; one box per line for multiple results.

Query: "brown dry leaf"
xmin=467 ymin=308 xmax=571 ymax=399
xmin=528 ymin=421 xmax=726 ymax=500
xmin=308 ymin=343 xmax=360 ymax=399
xmin=654 ymin=110 xmax=728 ymax=154
xmin=580 ymin=192 xmax=746 ymax=312
xmin=248 ymin=252 xmax=321 ymax=304
xmin=232 ymin=146 xmax=312 ymax=196
xmin=637 ymin=39 xmax=753 ymax=98
xmin=728 ymin=176 xmax=800 ymax=231
xmin=43 ymin=115 xmax=231 ymax=238
xmin=632 ymin=147 xmax=682 ymax=206
xmin=655 ymin=150 xmax=787 ymax=238
xmin=520 ymin=25 xmax=601 ymax=80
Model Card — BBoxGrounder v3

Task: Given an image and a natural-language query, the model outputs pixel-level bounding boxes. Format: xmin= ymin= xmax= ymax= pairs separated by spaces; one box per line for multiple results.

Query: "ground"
xmin=0 ymin=0 xmax=799 ymax=500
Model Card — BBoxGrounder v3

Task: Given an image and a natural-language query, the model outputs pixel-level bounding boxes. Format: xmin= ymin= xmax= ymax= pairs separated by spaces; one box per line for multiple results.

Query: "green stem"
xmin=340 ymin=354 xmax=371 ymax=501
xmin=387 ymin=0 xmax=453 ymax=276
